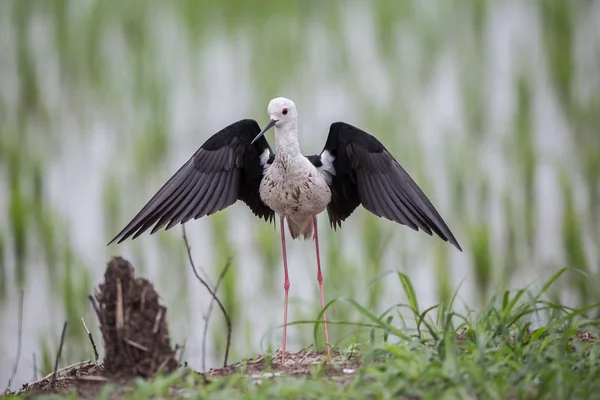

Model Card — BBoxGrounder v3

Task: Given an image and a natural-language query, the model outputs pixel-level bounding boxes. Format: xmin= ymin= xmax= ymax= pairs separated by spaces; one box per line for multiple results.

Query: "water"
xmin=1 ymin=0 xmax=599 ymax=389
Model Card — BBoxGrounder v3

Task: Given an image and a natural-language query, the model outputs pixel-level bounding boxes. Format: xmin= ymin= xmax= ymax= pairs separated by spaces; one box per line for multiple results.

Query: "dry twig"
xmin=182 ymin=225 xmax=232 ymax=368
xmin=77 ymin=375 xmax=108 ymax=382
xmin=116 ymin=278 xmax=124 ymax=330
xmin=123 ymin=338 xmax=149 ymax=352
xmin=178 ymin=339 xmax=187 ymax=366
xmin=6 ymin=290 xmax=24 ymax=391
xmin=32 ymin=353 xmax=37 ymax=381
xmin=51 ymin=322 xmax=68 ymax=385
xmin=152 ymin=308 xmax=164 ymax=334
xmin=81 ymin=317 xmax=99 ymax=363
xmin=202 ymin=257 xmax=231 ymax=372
xmin=88 ymin=295 xmax=104 ymax=325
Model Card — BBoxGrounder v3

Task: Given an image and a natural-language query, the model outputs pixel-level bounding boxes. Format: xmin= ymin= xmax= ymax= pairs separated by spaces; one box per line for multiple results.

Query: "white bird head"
xmin=267 ymin=97 xmax=297 ymax=122
xmin=251 ymin=97 xmax=298 ymax=144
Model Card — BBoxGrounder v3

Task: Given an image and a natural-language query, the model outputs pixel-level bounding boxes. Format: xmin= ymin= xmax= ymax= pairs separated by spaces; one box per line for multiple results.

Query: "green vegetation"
xmin=7 ymin=269 xmax=599 ymax=399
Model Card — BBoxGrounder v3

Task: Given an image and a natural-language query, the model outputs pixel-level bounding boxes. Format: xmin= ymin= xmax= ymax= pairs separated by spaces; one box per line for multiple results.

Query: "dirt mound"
xmin=19 ymin=257 xmax=180 ymax=397
xmin=93 ymin=256 xmax=179 ymax=378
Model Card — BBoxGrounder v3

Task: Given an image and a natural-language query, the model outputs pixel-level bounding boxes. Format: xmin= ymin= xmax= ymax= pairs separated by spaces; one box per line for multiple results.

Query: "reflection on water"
xmin=1 ymin=0 xmax=599 ymax=389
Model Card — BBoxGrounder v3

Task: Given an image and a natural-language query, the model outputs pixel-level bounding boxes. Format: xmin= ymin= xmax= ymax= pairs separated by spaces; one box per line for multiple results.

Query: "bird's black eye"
xmin=282 ymin=108 xmax=288 ymax=115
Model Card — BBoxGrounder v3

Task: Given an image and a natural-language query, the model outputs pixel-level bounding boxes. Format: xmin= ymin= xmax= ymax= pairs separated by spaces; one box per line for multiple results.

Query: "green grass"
xmin=8 ymin=268 xmax=599 ymax=400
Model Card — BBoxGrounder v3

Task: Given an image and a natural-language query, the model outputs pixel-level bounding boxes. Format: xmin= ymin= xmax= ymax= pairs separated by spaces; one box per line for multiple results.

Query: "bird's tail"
xmin=287 ymin=217 xmax=314 ymax=240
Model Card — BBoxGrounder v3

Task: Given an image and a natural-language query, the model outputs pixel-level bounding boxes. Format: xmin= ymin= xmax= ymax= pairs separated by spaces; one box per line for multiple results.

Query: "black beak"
xmin=251 ymin=119 xmax=277 ymax=144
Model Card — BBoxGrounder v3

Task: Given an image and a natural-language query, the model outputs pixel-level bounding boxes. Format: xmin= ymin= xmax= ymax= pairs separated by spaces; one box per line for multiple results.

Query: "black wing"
xmin=313 ymin=122 xmax=462 ymax=251
xmin=108 ymin=119 xmax=274 ymax=244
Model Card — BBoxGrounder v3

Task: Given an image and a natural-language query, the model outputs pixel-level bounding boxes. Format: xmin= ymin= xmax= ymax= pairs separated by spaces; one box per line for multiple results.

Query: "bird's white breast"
xmin=260 ymin=154 xmax=331 ymax=218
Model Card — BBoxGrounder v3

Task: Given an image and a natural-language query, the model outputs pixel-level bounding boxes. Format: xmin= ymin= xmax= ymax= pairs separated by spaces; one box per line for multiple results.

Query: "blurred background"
xmin=1 ymin=0 xmax=599 ymax=389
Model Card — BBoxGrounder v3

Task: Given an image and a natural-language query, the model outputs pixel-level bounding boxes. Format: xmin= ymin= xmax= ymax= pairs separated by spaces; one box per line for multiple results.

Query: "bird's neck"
xmin=274 ymin=122 xmax=301 ymax=158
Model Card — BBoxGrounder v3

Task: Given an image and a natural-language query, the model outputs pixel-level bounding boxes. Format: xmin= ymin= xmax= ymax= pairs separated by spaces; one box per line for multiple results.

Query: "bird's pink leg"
xmin=280 ymin=215 xmax=290 ymax=366
xmin=313 ymin=215 xmax=331 ymax=359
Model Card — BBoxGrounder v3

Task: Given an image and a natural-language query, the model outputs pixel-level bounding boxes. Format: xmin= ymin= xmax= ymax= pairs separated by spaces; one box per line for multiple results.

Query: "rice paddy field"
xmin=1 ymin=1 xmax=599 ymax=397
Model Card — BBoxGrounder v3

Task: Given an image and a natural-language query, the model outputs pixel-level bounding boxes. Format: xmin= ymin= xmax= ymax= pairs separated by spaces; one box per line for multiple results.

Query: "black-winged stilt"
xmin=108 ymin=97 xmax=462 ymax=365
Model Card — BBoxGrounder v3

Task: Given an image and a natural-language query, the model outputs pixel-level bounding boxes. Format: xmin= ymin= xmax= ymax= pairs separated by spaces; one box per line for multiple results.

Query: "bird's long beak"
xmin=251 ymin=119 xmax=277 ymax=144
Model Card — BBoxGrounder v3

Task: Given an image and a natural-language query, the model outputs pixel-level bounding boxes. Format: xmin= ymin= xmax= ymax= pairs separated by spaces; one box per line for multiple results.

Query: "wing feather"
xmin=128 ymin=164 xmax=198 ymax=238
xmin=178 ymin=175 xmax=212 ymax=225
xmin=376 ymin=173 xmax=419 ymax=230
xmin=108 ymin=119 xmax=275 ymax=244
xmin=206 ymin=170 xmax=230 ymax=215
xmin=165 ymin=174 xmax=207 ymax=230
xmin=192 ymin=172 xmax=223 ymax=219
xmin=151 ymin=168 xmax=202 ymax=233
xmin=320 ymin=122 xmax=462 ymax=251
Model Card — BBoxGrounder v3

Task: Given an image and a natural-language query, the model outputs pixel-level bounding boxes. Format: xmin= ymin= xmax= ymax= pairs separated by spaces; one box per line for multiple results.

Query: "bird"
xmin=108 ymin=97 xmax=462 ymax=366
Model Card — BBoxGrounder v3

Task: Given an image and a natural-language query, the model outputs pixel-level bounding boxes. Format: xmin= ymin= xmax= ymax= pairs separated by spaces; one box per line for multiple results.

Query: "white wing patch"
xmin=259 ymin=148 xmax=271 ymax=172
xmin=318 ymin=150 xmax=336 ymax=185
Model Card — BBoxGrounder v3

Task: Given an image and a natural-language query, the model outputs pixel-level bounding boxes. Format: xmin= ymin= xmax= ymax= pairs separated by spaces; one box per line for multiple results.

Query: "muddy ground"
xmin=18 ymin=347 xmax=360 ymax=398
xmin=10 ymin=257 xmax=359 ymax=398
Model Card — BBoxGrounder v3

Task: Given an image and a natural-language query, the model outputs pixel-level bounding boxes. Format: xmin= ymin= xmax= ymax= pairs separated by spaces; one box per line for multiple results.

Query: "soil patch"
xmin=20 ymin=362 xmax=107 ymax=398
xmin=203 ymin=346 xmax=361 ymax=381
xmin=18 ymin=347 xmax=360 ymax=398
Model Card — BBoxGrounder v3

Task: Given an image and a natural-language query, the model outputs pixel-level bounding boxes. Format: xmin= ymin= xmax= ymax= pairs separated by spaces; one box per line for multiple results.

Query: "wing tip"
xmin=439 ymin=229 xmax=462 ymax=252
xmin=449 ymin=237 xmax=463 ymax=252
xmin=107 ymin=232 xmax=126 ymax=246
xmin=418 ymin=225 xmax=463 ymax=252
xmin=107 ymin=232 xmax=130 ymax=246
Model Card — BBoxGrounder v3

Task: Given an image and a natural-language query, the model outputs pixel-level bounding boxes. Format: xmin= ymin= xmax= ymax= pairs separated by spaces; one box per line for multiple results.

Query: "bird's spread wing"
xmin=108 ymin=119 xmax=274 ymax=244
xmin=315 ymin=122 xmax=462 ymax=251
